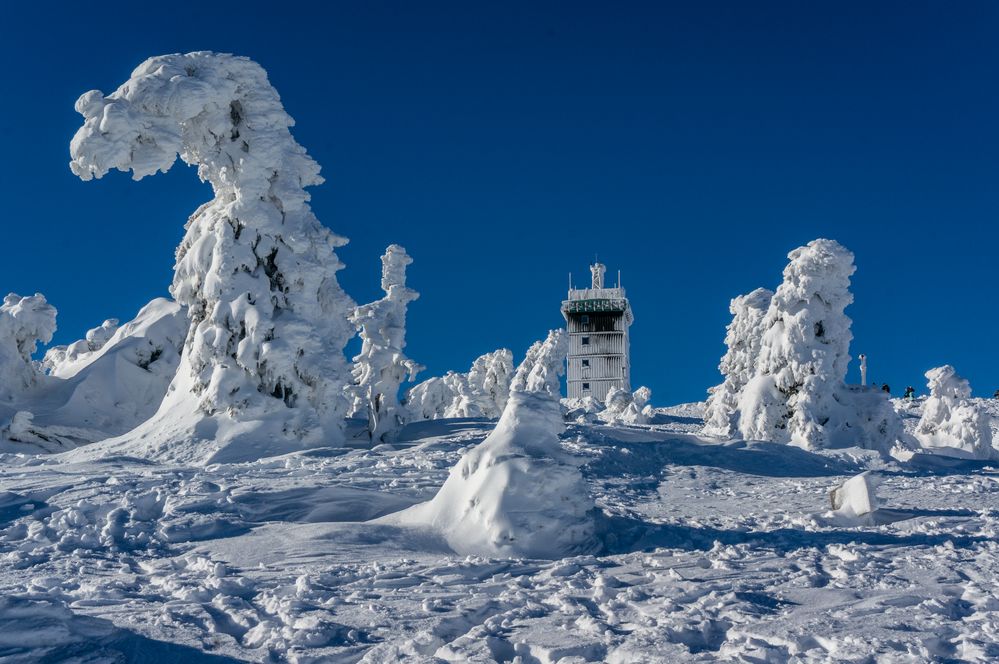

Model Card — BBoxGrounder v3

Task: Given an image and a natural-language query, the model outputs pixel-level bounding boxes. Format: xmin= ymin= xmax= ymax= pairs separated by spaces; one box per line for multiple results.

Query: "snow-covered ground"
xmin=3 ymin=404 xmax=999 ymax=663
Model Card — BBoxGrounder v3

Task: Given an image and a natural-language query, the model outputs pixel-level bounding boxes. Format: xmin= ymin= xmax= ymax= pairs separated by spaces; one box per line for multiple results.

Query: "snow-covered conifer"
xmin=914 ymin=365 xmax=994 ymax=459
xmin=0 ymin=293 xmax=57 ymax=402
xmin=387 ymin=329 xmax=598 ymax=558
xmin=739 ymin=240 xmax=855 ymax=448
xmin=703 ymin=288 xmax=773 ymax=437
xmin=466 ymin=349 xmax=514 ymax=418
xmin=69 ymin=52 xmax=354 ymax=442
xmin=349 ymin=245 xmax=422 ymax=444
xmin=405 ymin=348 xmax=515 ymax=421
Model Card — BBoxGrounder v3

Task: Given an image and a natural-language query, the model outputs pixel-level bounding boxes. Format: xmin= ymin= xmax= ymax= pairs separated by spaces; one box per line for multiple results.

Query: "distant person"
xmin=881 ymin=383 xmax=891 ymax=395
xmin=994 ymin=389 xmax=999 ymax=399
xmin=903 ymin=386 xmax=915 ymax=399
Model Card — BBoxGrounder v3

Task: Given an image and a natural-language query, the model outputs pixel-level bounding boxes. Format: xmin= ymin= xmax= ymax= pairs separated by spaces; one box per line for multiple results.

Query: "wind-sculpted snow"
xmin=385 ymin=329 xmax=600 ymax=558
xmin=914 ymin=366 xmax=995 ymax=460
xmin=1 ymin=299 xmax=187 ymax=453
xmin=42 ymin=318 xmax=118 ymax=378
xmin=406 ymin=348 xmax=515 ymax=421
xmin=350 ymin=245 xmax=422 ymax=444
xmin=70 ymin=51 xmax=355 ymax=457
xmin=0 ymin=293 xmax=56 ymax=403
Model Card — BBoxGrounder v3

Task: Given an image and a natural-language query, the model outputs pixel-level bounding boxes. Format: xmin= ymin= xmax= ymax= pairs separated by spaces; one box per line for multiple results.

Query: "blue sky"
xmin=2 ymin=1 xmax=997 ymax=403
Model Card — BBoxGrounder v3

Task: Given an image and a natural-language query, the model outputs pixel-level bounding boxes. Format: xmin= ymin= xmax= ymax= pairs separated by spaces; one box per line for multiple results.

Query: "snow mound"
xmin=1 ymin=299 xmax=186 ymax=452
xmin=913 ymin=366 xmax=995 ymax=460
xmin=829 ymin=471 xmax=880 ymax=517
xmin=598 ymin=386 xmax=654 ymax=425
xmin=383 ymin=329 xmax=600 ymax=558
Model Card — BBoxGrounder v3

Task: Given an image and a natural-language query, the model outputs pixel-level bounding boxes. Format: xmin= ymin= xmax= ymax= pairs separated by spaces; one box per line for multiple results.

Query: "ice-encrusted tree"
xmin=405 ymin=348 xmax=515 ymax=421
xmin=739 ymin=239 xmax=855 ymax=448
xmin=703 ymin=288 xmax=773 ymax=437
xmin=69 ymin=52 xmax=355 ymax=440
xmin=349 ymin=245 xmax=422 ymax=444
xmin=0 ymin=293 xmax=57 ymax=402
xmin=466 ymin=349 xmax=514 ymax=418
xmin=914 ymin=365 xmax=994 ymax=459
xmin=386 ymin=329 xmax=599 ymax=558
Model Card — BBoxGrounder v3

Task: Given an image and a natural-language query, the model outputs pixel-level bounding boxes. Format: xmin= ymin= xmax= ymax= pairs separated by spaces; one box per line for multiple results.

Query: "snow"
xmin=913 ymin=366 xmax=995 ymax=460
xmin=0 ymin=298 xmax=186 ymax=453
xmin=384 ymin=330 xmax=599 ymax=559
xmin=829 ymin=471 xmax=880 ymax=516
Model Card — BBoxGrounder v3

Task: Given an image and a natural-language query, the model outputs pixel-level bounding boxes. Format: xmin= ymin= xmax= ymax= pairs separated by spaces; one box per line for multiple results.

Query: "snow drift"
xmin=1 ymin=299 xmax=187 ymax=452
xmin=383 ymin=329 xmax=599 ymax=559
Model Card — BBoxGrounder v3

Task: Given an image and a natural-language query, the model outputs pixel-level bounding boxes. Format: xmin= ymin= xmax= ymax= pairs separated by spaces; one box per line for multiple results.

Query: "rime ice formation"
xmin=386 ymin=330 xmax=599 ymax=558
xmin=598 ymin=386 xmax=654 ymax=424
xmin=405 ymin=349 xmax=515 ymax=421
xmin=742 ymin=239 xmax=855 ymax=447
xmin=914 ymin=366 xmax=995 ymax=460
xmin=466 ymin=349 xmax=515 ymax=418
xmin=69 ymin=52 xmax=355 ymax=457
xmin=0 ymin=293 xmax=57 ymax=402
xmin=349 ymin=245 xmax=422 ymax=444
xmin=709 ymin=239 xmax=901 ymax=452
xmin=703 ymin=288 xmax=773 ymax=437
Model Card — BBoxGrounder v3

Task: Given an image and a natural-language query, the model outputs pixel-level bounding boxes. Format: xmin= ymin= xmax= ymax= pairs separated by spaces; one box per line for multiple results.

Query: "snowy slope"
xmin=3 ymin=406 xmax=999 ymax=662
xmin=0 ymin=298 xmax=186 ymax=452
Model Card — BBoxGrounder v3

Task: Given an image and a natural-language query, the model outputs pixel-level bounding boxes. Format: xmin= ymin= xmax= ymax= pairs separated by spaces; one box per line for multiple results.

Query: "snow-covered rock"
xmin=0 ymin=293 xmax=56 ymax=403
xmin=349 ymin=245 xmax=422 ymax=444
xmin=598 ymin=386 xmax=654 ymax=425
xmin=703 ymin=288 xmax=773 ymax=437
xmin=384 ymin=329 xmax=599 ymax=558
xmin=69 ymin=51 xmax=355 ymax=460
xmin=913 ymin=366 xmax=994 ymax=460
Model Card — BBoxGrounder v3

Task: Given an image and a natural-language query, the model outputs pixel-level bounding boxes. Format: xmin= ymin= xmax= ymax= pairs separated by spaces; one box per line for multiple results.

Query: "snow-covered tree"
xmin=386 ymin=329 xmax=598 ymax=558
xmin=739 ymin=239 xmax=855 ymax=448
xmin=405 ymin=348 xmax=515 ymax=421
xmin=703 ymin=288 xmax=773 ymax=437
xmin=69 ymin=52 xmax=354 ymax=442
xmin=466 ymin=349 xmax=514 ymax=418
xmin=43 ymin=318 xmax=118 ymax=376
xmin=349 ymin=245 xmax=422 ymax=444
xmin=599 ymin=385 xmax=654 ymax=424
xmin=0 ymin=293 xmax=57 ymax=402
xmin=914 ymin=365 xmax=994 ymax=459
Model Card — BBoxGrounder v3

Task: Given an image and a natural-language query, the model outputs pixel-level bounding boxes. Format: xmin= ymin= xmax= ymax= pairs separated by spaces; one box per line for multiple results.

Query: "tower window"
xmin=582 ymin=382 xmax=590 ymax=390
xmin=582 ymin=359 xmax=590 ymax=367
xmin=581 ymin=336 xmax=590 ymax=345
